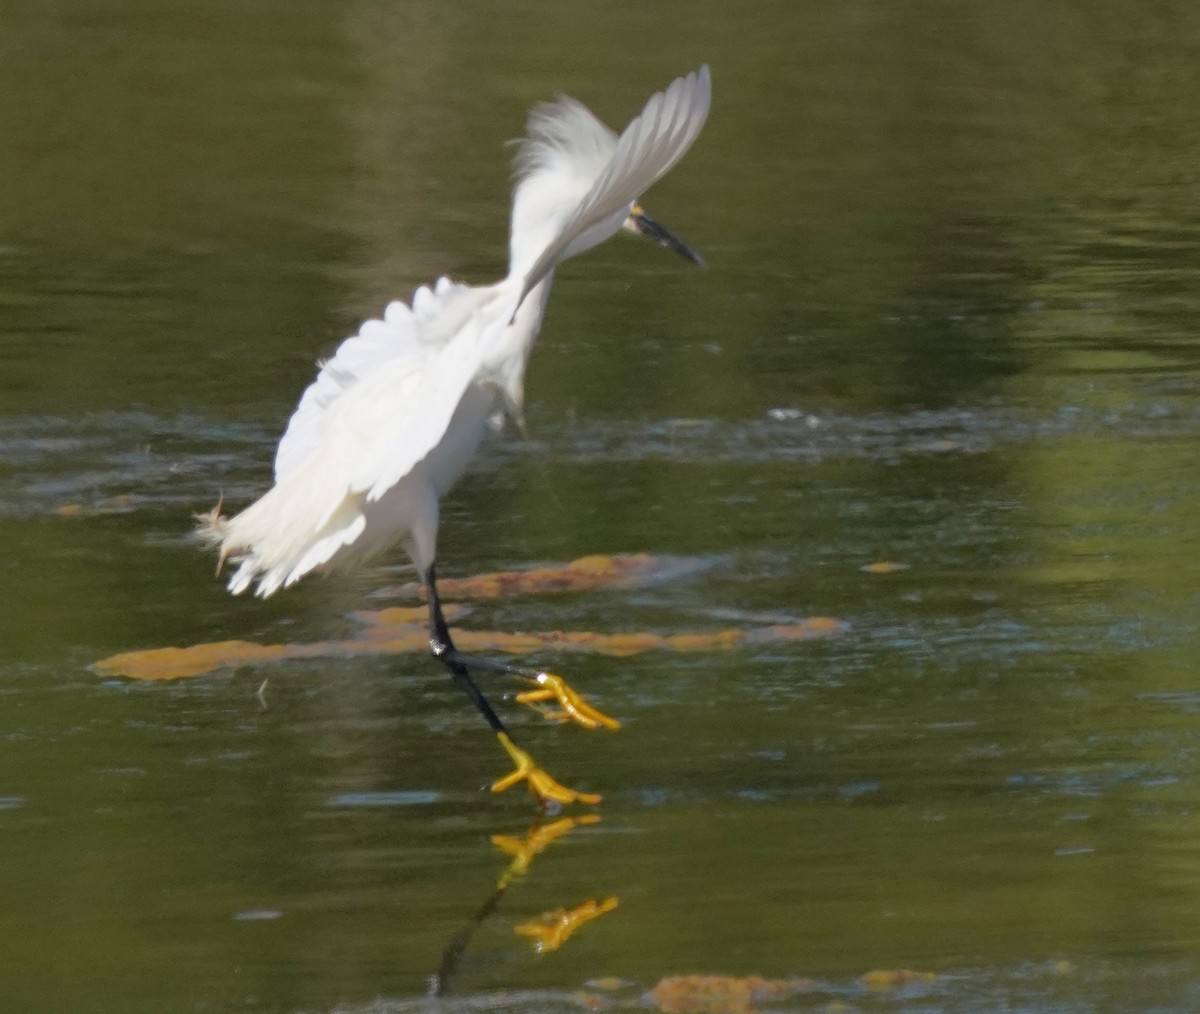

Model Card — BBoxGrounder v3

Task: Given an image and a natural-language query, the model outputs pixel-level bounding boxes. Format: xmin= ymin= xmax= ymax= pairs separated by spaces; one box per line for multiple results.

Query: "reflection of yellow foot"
xmin=492 ymin=815 xmax=601 ymax=884
xmin=492 ymin=733 xmax=602 ymax=806
xmin=515 ymin=672 xmax=621 ymax=730
xmin=514 ymin=897 xmax=619 ymax=954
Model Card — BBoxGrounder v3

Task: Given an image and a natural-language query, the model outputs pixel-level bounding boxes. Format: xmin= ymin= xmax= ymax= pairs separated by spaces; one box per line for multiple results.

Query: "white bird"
xmin=200 ymin=65 xmax=712 ymax=807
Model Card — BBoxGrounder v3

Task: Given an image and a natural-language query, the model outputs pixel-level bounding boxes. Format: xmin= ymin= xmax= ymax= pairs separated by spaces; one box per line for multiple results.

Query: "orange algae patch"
xmin=94 ymin=633 xmax=429 ymax=681
xmin=387 ymin=553 xmax=660 ymax=601
xmin=55 ymin=494 xmax=136 ymax=518
xmin=353 ymin=602 xmax=467 ymax=639
xmin=95 ymin=554 xmax=845 ymax=682
xmin=588 ymin=631 xmax=665 ymax=656
xmin=355 ymin=605 xmax=428 ymax=627
xmin=586 ymin=977 xmax=630 ymax=992
xmin=95 ymin=619 xmax=845 ymax=681
xmin=860 ymin=561 xmax=911 ymax=574
xmin=668 ymin=630 xmax=744 ymax=651
xmin=861 ymin=969 xmax=936 ymax=989
xmin=749 ymin=617 xmax=846 ymax=641
xmin=648 ymin=975 xmax=813 ymax=1014
xmin=456 ymin=630 xmax=547 ymax=656
xmin=96 ymin=640 xmax=312 ymax=681
xmin=355 ymin=631 xmax=431 ymax=654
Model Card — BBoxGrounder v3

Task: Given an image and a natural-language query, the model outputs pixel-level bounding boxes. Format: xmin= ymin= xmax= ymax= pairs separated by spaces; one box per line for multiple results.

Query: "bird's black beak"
xmin=624 ymin=204 xmax=705 ymax=267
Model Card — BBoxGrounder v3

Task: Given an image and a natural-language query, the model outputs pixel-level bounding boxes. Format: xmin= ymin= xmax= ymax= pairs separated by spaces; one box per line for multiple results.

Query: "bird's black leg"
xmin=424 ymin=564 xmax=602 ymax=806
xmin=425 ymin=565 xmax=620 ymax=731
xmin=427 ymin=564 xmax=508 ymax=736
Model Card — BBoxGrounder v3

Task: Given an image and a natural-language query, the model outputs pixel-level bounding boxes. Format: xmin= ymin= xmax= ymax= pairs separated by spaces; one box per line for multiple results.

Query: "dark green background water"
xmin=4 ymin=2 xmax=1200 ymax=1010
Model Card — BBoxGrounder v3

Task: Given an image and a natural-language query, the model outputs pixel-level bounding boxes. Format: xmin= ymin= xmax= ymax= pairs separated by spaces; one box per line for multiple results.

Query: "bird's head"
xmin=508 ymin=66 xmax=710 ymax=291
xmin=621 ymin=202 xmax=704 ymax=267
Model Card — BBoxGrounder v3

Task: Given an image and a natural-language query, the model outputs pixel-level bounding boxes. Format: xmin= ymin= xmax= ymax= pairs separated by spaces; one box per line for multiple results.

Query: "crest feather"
xmin=514 ymin=95 xmax=618 ymax=186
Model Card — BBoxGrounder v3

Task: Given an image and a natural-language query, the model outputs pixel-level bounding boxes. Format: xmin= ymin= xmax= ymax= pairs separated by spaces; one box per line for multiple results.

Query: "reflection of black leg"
xmin=430 ymin=879 xmax=508 ymax=997
xmin=430 ymin=814 xmax=601 ymax=995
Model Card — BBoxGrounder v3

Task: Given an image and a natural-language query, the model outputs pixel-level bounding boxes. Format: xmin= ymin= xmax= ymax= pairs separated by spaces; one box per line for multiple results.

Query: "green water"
xmin=3 ymin=2 xmax=1200 ymax=1010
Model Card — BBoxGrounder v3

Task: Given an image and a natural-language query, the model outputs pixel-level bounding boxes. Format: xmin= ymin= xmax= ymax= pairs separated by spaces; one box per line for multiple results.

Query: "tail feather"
xmin=198 ymin=279 xmax=517 ymax=598
xmin=199 ymin=433 xmax=376 ymax=597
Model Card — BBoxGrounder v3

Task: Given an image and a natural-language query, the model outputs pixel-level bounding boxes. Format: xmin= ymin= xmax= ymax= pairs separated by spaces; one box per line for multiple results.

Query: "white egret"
xmin=200 ymin=66 xmax=712 ymax=806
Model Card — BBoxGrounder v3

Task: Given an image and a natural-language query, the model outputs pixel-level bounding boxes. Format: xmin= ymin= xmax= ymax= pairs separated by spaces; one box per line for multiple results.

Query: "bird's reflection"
xmin=513 ymin=896 xmax=619 ymax=955
xmin=491 ymin=813 xmax=599 ymax=886
xmin=430 ymin=815 xmax=618 ymax=996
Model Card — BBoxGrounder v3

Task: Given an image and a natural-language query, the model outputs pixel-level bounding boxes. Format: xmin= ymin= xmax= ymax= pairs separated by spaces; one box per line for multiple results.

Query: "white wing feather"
xmin=214 ymin=280 xmax=516 ymax=596
xmin=519 ymin=65 xmax=712 ymax=300
xmin=351 ymin=297 xmax=511 ymax=501
xmin=275 ymin=278 xmax=474 ymax=482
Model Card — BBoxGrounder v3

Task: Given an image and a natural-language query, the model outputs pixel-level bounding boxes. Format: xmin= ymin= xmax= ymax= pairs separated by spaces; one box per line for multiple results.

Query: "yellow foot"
xmin=514 ymin=896 xmax=620 ymax=954
xmin=492 ymin=733 xmax=601 ymax=806
xmin=515 ymin=672 xmax=621 ymax=731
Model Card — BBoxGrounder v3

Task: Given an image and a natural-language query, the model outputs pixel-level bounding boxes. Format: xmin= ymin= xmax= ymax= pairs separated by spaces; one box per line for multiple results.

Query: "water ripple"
xmin=3 ymin=398 xmax=1199 ymax=517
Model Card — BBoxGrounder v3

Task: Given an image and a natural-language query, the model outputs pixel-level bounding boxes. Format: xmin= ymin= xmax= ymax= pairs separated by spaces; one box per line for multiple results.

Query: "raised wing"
xmin=213 ymin=279 xmax=517 ymax=596
xmin=349 ymin=286 xmax=516 ymax=502
xmin=518 ymin=64 xmax=712 ymax=302
xmin=275 ymin=277 xmax=478 ymax=482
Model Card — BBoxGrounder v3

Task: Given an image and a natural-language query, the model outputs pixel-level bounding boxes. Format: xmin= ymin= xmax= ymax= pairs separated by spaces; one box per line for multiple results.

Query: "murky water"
xmin=4 ymin=2 xmax=1200 ymax=1011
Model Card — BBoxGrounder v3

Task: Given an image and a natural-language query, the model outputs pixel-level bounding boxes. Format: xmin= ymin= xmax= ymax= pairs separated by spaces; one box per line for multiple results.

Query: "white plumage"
xmin=201 ymin=66 xmax=711 ymax=600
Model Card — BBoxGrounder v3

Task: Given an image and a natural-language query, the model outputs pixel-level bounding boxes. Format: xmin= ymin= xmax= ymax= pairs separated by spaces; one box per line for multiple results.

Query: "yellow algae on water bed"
xmin=94 ymin=620 xmax=846 ymax=682
xmin=93 ymin=554 xmax=846 ymax=681
xmin=353 ymin=603 xmax=467 ymax=639
xmin=860 ymin=968 xmax=937 ymax=989
xmin=383 ymin=552 xmax=666 ymax=601
xmin=860 ymin=560 xmax=911 ymax=574
xmin=94 ymin=635 xmax=432 ymax=681
xmin=641 ymin=969 xmax=935 ymax=1012
xmin=95 ymin=617 xmax=843 ymax=681
xmin=54 ymin=493 xmax=137 ymax=518
xmin=755 ymin=617 xmax=845 ymax=639
xmin=95 ymin=643 xmax=288 ymax=681
xmin=648 ymin=975 xmax=815 ymax=1013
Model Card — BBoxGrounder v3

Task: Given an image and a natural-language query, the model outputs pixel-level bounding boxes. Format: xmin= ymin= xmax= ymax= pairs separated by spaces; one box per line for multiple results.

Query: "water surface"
xmin=3 ymin=2 xmax=1200 ymax=1011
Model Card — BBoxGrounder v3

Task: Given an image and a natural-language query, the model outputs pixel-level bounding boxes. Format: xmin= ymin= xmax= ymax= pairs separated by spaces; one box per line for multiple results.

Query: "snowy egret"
xmin=199 ymin=66 xmax=712 ymax=806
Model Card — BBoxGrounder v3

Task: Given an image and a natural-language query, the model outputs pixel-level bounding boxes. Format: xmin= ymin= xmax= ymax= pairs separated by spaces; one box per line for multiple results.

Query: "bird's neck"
xmin=484 ymin=271 xmax=554 ymax=424
xmin=513 ymin=270 xmax=553 ymax=328
xmin=508 ymin=223 xmax=559 ymax=288
xmin=507 ymin=169 xmax=592 ymax=284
